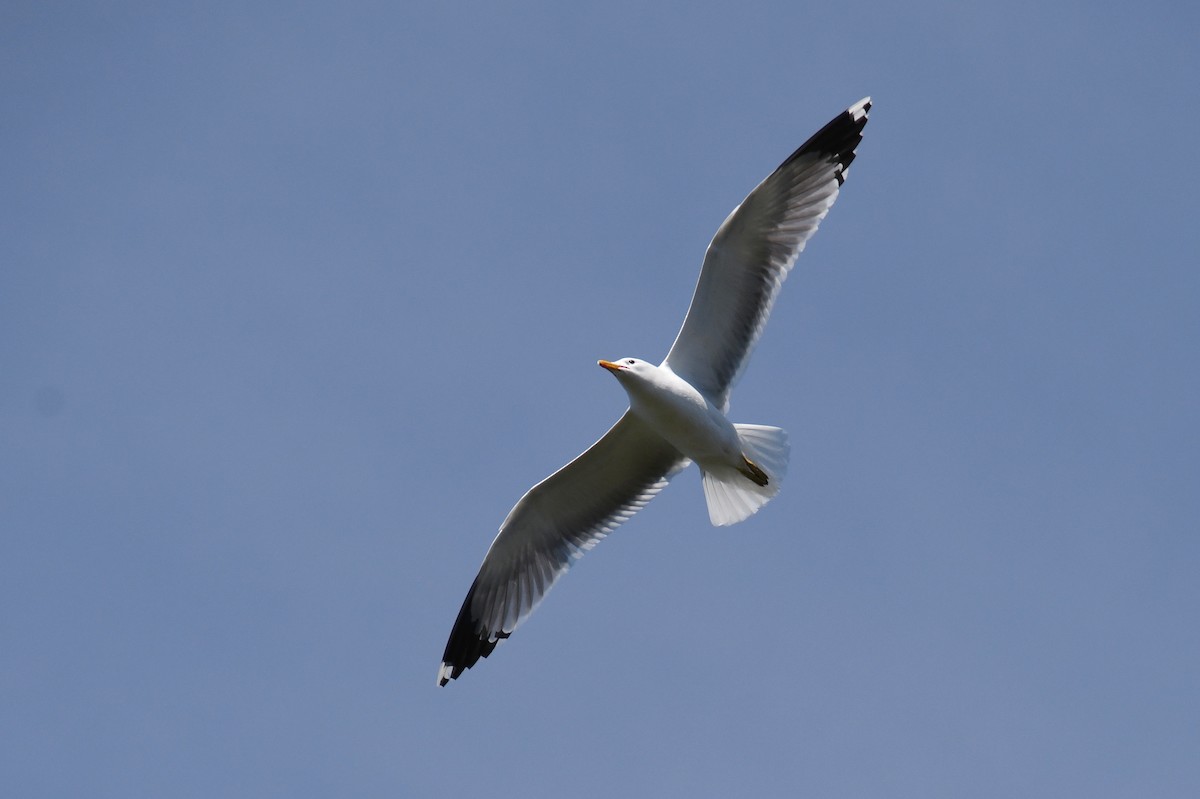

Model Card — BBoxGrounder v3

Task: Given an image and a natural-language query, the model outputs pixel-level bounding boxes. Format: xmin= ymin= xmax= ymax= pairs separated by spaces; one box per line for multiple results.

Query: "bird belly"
xmin=628 ymin=380 xmax=741 ymax=467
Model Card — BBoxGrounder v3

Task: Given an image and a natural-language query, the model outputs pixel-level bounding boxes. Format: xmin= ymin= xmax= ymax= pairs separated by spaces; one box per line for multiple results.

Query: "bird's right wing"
xmin=438 ymin=411 xmax=688 ymax=685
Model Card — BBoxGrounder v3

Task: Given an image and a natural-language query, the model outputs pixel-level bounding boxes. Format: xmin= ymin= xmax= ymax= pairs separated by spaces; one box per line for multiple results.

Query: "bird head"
xmin=598 ymin=357 xmax=650 ymax=379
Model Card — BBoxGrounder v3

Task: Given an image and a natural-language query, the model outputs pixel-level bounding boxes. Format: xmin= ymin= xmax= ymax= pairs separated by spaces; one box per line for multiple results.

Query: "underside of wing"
xmin=664 ymin=97 xmax=871 ymax=406
xmin=438 ymin=412 xmax=687 ymax=685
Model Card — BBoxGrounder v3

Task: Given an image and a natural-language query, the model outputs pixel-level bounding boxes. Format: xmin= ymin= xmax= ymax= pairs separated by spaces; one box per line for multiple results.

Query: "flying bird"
xmin=438 ymin=98 xmax=871 ymax=686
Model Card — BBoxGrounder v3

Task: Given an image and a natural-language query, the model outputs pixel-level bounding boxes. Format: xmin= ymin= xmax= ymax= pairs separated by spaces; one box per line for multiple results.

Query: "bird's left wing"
xmin=438 ymin=411 xmax=688 ymax=685
xmin=663 ymin=98 xmax=871 ymax=409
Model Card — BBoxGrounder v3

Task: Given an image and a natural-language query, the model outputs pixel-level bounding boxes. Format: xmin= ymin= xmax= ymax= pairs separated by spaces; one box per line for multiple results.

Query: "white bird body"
xmin=602 ymin=357 xmax=789 ymax=528
xmin=438 ymin=97 xmax=871 ymax=686
xmin=605 ymin=359 xmax=738 ymax=468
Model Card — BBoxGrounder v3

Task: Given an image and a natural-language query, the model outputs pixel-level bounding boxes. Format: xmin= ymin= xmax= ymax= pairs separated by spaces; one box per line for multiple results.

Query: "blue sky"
xmin=3 ymin=2 xmax=1198 ymax=796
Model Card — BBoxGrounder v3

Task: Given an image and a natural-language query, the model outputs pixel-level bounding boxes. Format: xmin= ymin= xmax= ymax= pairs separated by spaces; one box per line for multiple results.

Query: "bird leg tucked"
xmin=740 ymin=456 xmax=770 ymax=487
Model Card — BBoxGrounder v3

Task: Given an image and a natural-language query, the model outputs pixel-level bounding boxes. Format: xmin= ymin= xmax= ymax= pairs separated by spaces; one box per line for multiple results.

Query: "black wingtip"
xmin=783 ymin=96 xmax=872 ymax=185
xmin=437 ymin=577 xmax=506 ymax=686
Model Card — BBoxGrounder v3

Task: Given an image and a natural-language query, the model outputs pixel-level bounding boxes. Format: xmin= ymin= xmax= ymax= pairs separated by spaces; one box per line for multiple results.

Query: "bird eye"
xmin=627 ymin=359 xmax=635 ymax=365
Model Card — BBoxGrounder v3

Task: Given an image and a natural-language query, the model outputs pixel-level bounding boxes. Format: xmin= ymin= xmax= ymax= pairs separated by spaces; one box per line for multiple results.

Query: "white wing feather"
xmin=438 ymin=411 xmax=687 ymax=685
xmin=664 ymin=97 xmax=871 ymax=408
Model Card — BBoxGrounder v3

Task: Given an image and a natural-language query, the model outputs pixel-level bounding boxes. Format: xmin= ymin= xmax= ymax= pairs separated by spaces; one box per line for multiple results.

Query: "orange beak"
xmin=597 ymin=360 xmax=623 ymax=373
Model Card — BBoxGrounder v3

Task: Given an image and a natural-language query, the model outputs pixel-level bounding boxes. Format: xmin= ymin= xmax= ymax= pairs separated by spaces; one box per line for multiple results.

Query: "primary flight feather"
xmin=438 ymin=97 xmax=871 ymax=686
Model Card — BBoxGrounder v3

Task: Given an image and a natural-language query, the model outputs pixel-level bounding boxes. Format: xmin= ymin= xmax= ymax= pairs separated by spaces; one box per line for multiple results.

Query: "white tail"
xmin=700 ymin=425 xmax=790 ymax=526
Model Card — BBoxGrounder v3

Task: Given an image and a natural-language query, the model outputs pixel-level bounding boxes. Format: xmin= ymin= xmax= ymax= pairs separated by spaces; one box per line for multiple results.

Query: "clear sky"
xmin=3 ymin=2 xmax=1198 ymax=796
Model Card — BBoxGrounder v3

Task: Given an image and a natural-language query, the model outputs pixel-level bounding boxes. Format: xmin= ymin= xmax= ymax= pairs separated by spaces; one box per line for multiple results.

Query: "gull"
xmin=438 ymin=98 xmax=871 ymax=686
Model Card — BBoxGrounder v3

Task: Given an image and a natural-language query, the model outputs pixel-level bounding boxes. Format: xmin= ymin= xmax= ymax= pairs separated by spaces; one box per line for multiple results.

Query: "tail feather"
xmin=737 ymin=424 xmax=789 ymax=482
xmin=701 ymin=425 xmax=790 ymax=526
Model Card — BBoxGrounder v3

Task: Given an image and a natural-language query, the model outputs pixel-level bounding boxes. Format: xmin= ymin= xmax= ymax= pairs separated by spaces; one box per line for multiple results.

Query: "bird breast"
xmin=625 ymin=368 xmax=740 ymax=464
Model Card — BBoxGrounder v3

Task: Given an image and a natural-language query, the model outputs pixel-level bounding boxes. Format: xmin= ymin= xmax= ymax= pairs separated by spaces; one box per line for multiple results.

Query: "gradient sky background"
xmin=4 ymin=2 xmax=1198 ymax=797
